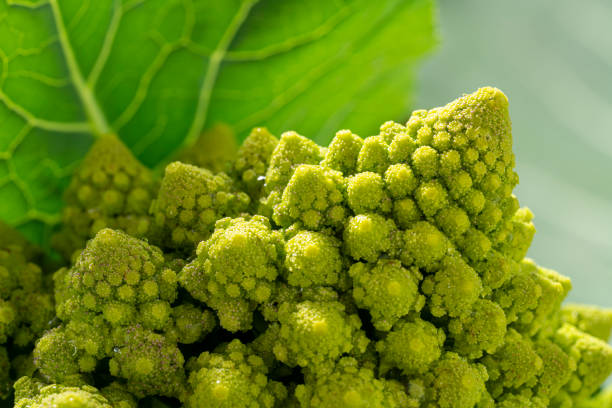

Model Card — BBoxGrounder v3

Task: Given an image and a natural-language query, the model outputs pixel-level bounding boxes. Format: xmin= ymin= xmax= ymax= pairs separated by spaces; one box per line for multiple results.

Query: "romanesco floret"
xmin=0 ymin=243 xmax=53 ymax=347
xmin=561 ymin=304 xmax=612 ymax=341
xmin=421 ymin=352 xmax=489 ymax=408
xmin=272 ymin=298 xmax=368 ymax=370
xmin=52 ymin=135 xmax=157 ymax=259
xmin=447 ymin=298 xmax=507 ymax=358
xmin=321 ymin=130 xmax=363 ymax=176
xmin=273 ymin=164 xmax=346 ymax=229
xmin=99 ymin=382 xmax=138 ymax=408
xmin=0 ymin=225 xmax=54 ymax=398
xmin=344 ymin=213 xmax=400 ymax=262
xmin=34 ymin=312 xmax=120 ymax=382
xmin=349 ymin=259 xmax=424 ymax=331
xmin=191 ymin=216 xmax=281 ymax=303
xmin=530 ymin=338 xmax=577 ymax=400
xmin=33 ymin=326 xmax=84 ymax=384
xmin=284 ymin=231 xmax=344 ymax=288
xmin=257 ymin=282 xmax=301 ymax=323
xmin=384 ymin=163 xmax=419 ymax=200
xmin=392 ymin=196 xmax=422 ymax=229
xmin=4 ymin=87 xmax=612 ymax=408
xmin=185 ymin=339 xmax=286 ymax=408
xmin=480 ymin=329 xmax=543 ymax=398
xmin=233 ymin=127 xmax=278 ymax=200
xmin=472 ymin=249 xmax=517 ymax=295
xmin=494 ymin=393 xmax=548 ymax=408
xmin=401 ymin=220 xmax=450 ymax=269
xmin=202 ymin=291 xmax=254 ymax=333
xmin=347 ymin=171 xmax=391 ymax=215
xmin=149 ymin=161 xmax=250 ymax=250
xmin=494 ymin=258 xmax=572 ymax=335
xmin=421 ymin=251 xmax=483 ymax=318
xmin=13 ymin=376 xmax=135 ymax=408
xmin=166 ymin=303 xmax=216 ymax=344
xmin=357 ymin=135 xmax=390 ymax=174
xmin=55 ymin=228 xmax=177 ymax=328
xmin=109 ymin=325 xmax=185 ymax=398
xmin=249 ymin=324 xmax=284 ymax=371
xmin=295 ymin=357 xmax=411 ymax=408
xmin=33 ymin=228 xmax=210 ymax=400
xmin=376 ymin=317 xmax=445 ymax=375
xmin=260 ymin=131 xmax=325 ymax=215
xmin=397 ymin=88 xmax=513 ymax=234
xmin=553 ymin=323 xmax=612 ymax=401
xmin=179 ymin=216 xmax=282 ymax=331
xmin=498 ymin=206 xmax=536 ymax=262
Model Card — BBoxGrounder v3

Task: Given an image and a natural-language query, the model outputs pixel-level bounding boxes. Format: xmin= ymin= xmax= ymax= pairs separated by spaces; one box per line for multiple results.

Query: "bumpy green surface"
xmin=376 ymin=317 xmax=445 ymax=375
xmin=273 ymin=298 xmax=368 ymax=371
xmin=295 ymin=357 xmax=413 ymax=407
xmin=285 ymin=231 xmax=344 ymax=288
xmin=417 ymin=0 xmax=612 ymax=314
xmin=232 ymin=127 xmax=279 ymax=201
xmin=13 ymin=376 xmax=136 ymax=408
xmin=0 ymin=223 xmax=53 ymax=400
xmin=349 ymin=259 xmax=424 ymax=331
xmin=33 ymin=228 xmax=214 ymax=401
xmin=179 ymin=216 xmax=282 ymax=332
xmin=109 ymin=325 xmax=185 ymax=398
xmin=149 ymin=161 xmax=249 ymax=251
xmin=0 ymin=243 xmax=53 ymax=347
xmin=52 ymin=136 xmax=157 ymax=259
xmin=186 ymin=339 xmax=286 ymax=408
xmin=273 ymin=164 xmax=346 ymax=230
xmin=5 ymin=88 xmax=612 ymax=408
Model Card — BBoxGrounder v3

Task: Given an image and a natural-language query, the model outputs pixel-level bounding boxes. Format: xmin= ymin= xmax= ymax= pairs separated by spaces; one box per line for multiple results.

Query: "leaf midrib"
xmin=49 ymin=0 xmax=110 ymax=135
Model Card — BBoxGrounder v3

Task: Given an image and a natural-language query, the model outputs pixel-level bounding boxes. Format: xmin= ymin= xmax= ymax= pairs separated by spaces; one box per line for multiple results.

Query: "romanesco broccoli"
xmin=3 ymin=87 xmax=612 ymax=408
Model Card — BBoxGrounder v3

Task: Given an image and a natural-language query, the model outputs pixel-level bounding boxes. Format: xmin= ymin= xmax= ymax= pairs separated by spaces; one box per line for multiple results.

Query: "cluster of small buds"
xmin=185 ymin=339 xmax=286 ymax=408
xmin=53 ymin=136 xmax=157 ymax=259
xmin=0 ymin=234 xmax=53 ymax=399
xmin=149 ymin=162 xmax=250 ymax=251
xmin=15 ymin=88 xmax=612 ymax=408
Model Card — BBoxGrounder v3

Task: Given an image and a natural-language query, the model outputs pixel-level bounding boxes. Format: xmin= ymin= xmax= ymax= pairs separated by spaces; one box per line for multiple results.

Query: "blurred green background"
xmin=417 ymin=0 xmax=612 ymax=307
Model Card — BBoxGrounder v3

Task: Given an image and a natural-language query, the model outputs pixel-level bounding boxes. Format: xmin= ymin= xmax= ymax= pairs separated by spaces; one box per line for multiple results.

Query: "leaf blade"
xmin=208 ymin=0 xmax=436 ymax=142
xmin=0 ymin=0 xmax=436 ymax=247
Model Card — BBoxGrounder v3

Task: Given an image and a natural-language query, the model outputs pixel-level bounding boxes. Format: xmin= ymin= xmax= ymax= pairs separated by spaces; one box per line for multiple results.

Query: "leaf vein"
xmin=3 ymin=124 xmax=31 ymax=157
xmin=224 ymin=4 xmax=351 ymax=62
xmin=6 ymin=0 xmax=48 ymax=9
xmin=0 ymin=92 xmax=90 ymax=133
xmin=6 ymin=160 xmax=35 ymax=211
xmin=8 ymin=70 xmax=69 ymax=87
xmin=87 ymin=0 xmax=123 ymax=88
xmin=111 ymin=43 xmax=175 ymax=131
xmin=67 ymin=0 xmax=90 ymax=30
xmin=49 ymin=0 xmax=108 ymax=135
xmin=132 ymin=113 xmax=168 ymax=156
xmin=182 ymin=0 xmax=260 ymax=147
